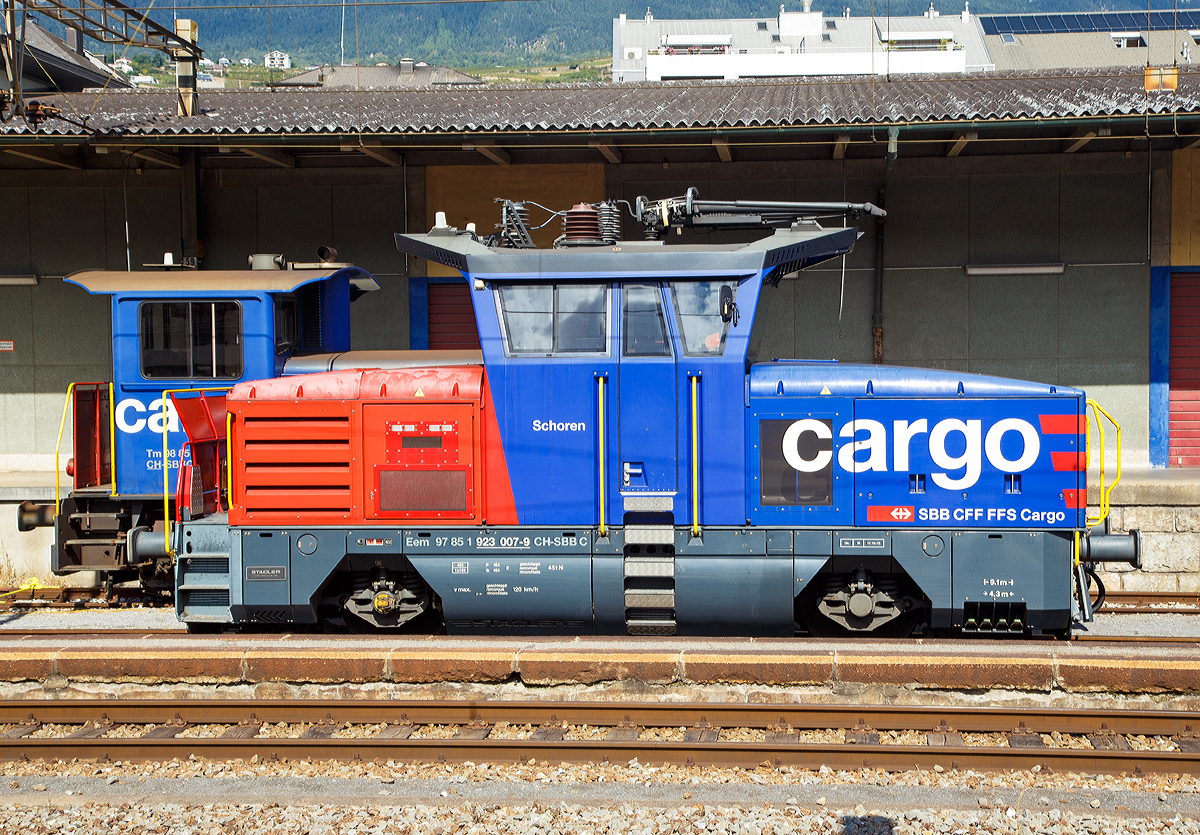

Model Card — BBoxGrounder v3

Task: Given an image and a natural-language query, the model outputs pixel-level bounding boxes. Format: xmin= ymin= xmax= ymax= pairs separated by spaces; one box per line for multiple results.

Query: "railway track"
xmin=1101 ymin=591 xmax=1200 ymax=614
xmin=0 ymin=586 xmax=169 ymax=612
xmin=2 ymin=700 xmax=1199 ymax=775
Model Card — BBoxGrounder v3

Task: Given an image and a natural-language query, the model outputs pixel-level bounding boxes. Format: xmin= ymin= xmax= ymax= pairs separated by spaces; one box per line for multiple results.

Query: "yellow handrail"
xmin=691 ymin=374 xmax=700 ymax=537
xmin=1085 ymin=399 xmax=1123 ymax=529
xmin=160 ymin=386 xmax=234 ymax=556
xmin=598 ymin=376 xmax=607 ymax=538
xmin=225 ymin=411 xmax=233 ymax=512
xmin=54 ymin=383 xmax=77 ymax=516
xmin=108 ymin=382 xmax=117 ymax=497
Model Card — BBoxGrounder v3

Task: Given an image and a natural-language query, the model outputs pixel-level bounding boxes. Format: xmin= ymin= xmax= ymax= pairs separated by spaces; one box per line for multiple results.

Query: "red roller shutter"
xmin=428 ymin=281 xmax=481 ymax=350
xmin=1170 ymin=274 xmax=1200 ymax=466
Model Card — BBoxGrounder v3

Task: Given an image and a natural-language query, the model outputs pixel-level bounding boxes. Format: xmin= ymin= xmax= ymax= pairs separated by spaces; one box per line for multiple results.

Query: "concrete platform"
xmin=0 ymin=633 xmax=1198 ymax=698
xmin=0 ymin=470 xmax=55 ymax=503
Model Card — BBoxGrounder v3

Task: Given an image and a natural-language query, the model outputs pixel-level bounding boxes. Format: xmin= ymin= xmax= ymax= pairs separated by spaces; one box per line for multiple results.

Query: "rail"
xmin=2 ymin=700 xmax=1200 ymax=774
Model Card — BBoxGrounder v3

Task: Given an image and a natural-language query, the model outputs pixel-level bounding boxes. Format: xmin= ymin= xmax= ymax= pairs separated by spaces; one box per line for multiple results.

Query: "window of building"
xmin=825 ymin=19 xmax=837 ymax=29
xmin=497 ymin=284 xmax=608 ymax=355
xmin=670 ymin=281 xmax=737 ymax=356
xmin=771 ymin=33 xmax=781 ymax=42
xmin=757 ymin=21 xmax=768 ymax=30
xmin=139 ymin=301 xmax=243 ymax=379
xmin=1111 ymin=33 xmax=1147 ymax=48
xmin=822 ymin=32 xmax=832 ymax=42
xmin=623 ymin=285 xmax=670 ymax=357
xmin=1000 ymin=32 xmax=1018 ymax=44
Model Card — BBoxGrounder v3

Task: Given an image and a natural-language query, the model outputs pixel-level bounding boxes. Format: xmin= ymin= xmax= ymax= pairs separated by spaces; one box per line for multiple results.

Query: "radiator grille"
xmin=379 ymin=469 xmax=467 ymax=512
xmin=183 ymin=589 xmax=230 ymax=608
xmin=239 ymin=413 xmax=352 ymax=518
xmin=183 ymin=557 xmax=229 ymax=574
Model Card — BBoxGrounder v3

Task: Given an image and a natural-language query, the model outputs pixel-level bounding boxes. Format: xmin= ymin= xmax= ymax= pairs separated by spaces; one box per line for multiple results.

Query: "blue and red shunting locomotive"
xmin=20 ymin=191 xmax=1140 ymax=636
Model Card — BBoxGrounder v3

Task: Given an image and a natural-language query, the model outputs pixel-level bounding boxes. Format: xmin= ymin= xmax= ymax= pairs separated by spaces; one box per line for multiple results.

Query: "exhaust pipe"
xmin=1079 ymin=530 xmax=1141 ymax=569
xmin=16 ymin=501 xmax=55 ymax=532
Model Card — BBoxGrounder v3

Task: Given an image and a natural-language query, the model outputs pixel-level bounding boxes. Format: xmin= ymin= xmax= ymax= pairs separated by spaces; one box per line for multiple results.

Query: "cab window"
xmin=670 ymin=281 xmax=737 ymax=356
xmin=274 ymin=293 xmax=299 ymax=354
xmin=497 ymin=284 xmax=608 ymax=355
xmin=623 ymin=285 xmax=671 ymax=357
xmin=139 ymin=301 xmax=243 ymax=379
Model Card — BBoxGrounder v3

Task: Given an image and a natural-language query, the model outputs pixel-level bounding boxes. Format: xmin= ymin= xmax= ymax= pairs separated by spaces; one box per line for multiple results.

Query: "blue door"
xmin=617 ymin=284 xmax=678 ymax=505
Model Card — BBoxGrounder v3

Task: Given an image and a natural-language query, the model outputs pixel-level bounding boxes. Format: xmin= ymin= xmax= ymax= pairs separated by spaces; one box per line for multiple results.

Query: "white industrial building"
xmin=612 ymin=1 xmax=993 ymax=81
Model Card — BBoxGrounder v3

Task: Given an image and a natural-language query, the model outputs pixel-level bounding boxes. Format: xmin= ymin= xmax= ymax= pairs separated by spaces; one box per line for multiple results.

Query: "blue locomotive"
xmin=20 ymin=191 xmax=1140 ymax=635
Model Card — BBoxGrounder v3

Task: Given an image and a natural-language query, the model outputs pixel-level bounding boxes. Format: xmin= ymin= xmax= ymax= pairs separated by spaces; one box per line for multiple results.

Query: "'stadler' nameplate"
xmin=246 ymin=566 xmax=287 ymax=581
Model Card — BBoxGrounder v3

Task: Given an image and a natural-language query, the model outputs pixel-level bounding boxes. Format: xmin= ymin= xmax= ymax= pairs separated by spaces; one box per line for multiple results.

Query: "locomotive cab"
xmin=22 ymin=267 xmax=375 ymax=593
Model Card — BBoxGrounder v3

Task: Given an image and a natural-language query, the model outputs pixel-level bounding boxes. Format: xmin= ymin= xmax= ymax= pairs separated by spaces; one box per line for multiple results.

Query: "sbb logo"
xmin=782 ymin=417 xmax=1042 ymax=491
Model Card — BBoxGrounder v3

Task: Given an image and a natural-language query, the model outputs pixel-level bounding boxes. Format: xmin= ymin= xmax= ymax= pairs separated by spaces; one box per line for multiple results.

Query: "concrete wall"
xmin=611 ymin=153 xmax=1158 ymax=466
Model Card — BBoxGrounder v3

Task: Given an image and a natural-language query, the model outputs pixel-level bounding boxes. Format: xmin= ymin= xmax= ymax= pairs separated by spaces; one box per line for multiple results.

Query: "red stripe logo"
xmin=867 ymin=505 xmax=915 ymax=523
xmin=1063 ymin=489 xmax=1086 ymax=509
xmin=1051 ymin=451 xmax=1088 ymax=471
xmin=1039 ymin=414 xmax=1087 ymax=434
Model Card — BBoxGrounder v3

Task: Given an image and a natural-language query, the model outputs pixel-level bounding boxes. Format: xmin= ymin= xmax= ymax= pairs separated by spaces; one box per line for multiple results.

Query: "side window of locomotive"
xmin=759 ymin=418 xmax=834 ymax=506
xmin=139 ymin=301 xmax=243 ymax=379
xmin=497 ymin=284 xmax=608 ymax=355
xmin=623 ymin=285 xmax=670 ymax=357
xmin=671 ymin=281 xmax=737 ymax=356
xmin=274 ymin=293 xmax=299 ymax=355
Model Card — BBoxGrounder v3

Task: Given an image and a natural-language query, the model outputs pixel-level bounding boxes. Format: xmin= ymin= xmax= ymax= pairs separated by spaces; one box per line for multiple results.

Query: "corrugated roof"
xmin=3 ymin=67 xmax=1196 ymax=138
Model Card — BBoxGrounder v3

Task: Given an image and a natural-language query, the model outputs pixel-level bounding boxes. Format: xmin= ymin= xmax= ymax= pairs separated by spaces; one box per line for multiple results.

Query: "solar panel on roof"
xmin=980 ymin=10 xmax=1200 ymax=35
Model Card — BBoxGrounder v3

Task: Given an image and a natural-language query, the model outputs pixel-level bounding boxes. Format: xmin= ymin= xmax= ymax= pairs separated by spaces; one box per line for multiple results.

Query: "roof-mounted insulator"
xmin=561 ymin=203 xmax=604 ymax=246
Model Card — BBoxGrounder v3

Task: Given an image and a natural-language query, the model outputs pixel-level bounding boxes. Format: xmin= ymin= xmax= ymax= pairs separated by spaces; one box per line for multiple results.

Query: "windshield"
xmin=670 ymin=281 xmax=737 ymax=356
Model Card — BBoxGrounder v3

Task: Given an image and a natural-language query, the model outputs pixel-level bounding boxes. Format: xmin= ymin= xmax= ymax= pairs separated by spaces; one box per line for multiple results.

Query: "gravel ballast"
xmin=1 ymin=757 xmax=1198 ymax=831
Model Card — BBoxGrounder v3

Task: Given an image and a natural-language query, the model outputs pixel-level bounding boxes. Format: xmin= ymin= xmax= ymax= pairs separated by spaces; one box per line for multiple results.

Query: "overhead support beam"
xmin=464 ymin=140 xmax=510 ymax=165
xmin=342 ymin=142 xmax=402 ymax=166
xmin=1185 ymin=134 xmax=1200 ymax=151
xmin=358 ymin=144 xmax=402 ymax=167
xmin=126 ymin=148 xmax=181 ymax=169
xmin=3 ymin=147 xmax=82 ymax=169
xmin=832 ymin=133 xmax=850 ymax=160
xmin=239 ymin=147 xmax=295 ymax=168
xmin=1064 ymin=126 xmax=1111 ymax=154
xmin=712 ymin=137 xmax=732 ymax=163
xmin=589 ymin=140 xmax=622 ymax=164
xmin=946 ymin=130 xmax=977 ymax=158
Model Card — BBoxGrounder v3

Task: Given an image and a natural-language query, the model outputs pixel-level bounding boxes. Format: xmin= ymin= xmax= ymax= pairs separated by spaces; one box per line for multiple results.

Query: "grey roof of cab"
xmin=64 ymin=267 xmax=377 ymax=294
xmin=394 ymin=225 xmax=859 ymax=279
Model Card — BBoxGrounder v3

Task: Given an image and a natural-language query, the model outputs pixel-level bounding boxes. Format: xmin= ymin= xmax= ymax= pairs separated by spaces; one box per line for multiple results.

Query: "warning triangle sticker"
xmin=819 ymin=385 xmax=831 ymax=395
xmin=415 ymin=388 xmax=425 ymax=397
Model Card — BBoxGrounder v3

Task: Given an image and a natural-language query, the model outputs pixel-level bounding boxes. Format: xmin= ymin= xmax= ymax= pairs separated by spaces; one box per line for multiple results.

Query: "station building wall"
xmin=0 ymin=150 xmax=1163 ymax=475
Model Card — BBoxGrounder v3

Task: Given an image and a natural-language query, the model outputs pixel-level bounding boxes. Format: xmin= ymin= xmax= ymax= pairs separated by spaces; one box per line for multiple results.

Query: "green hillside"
xmin=66 ymin=0 xmax=1189 ymax=70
